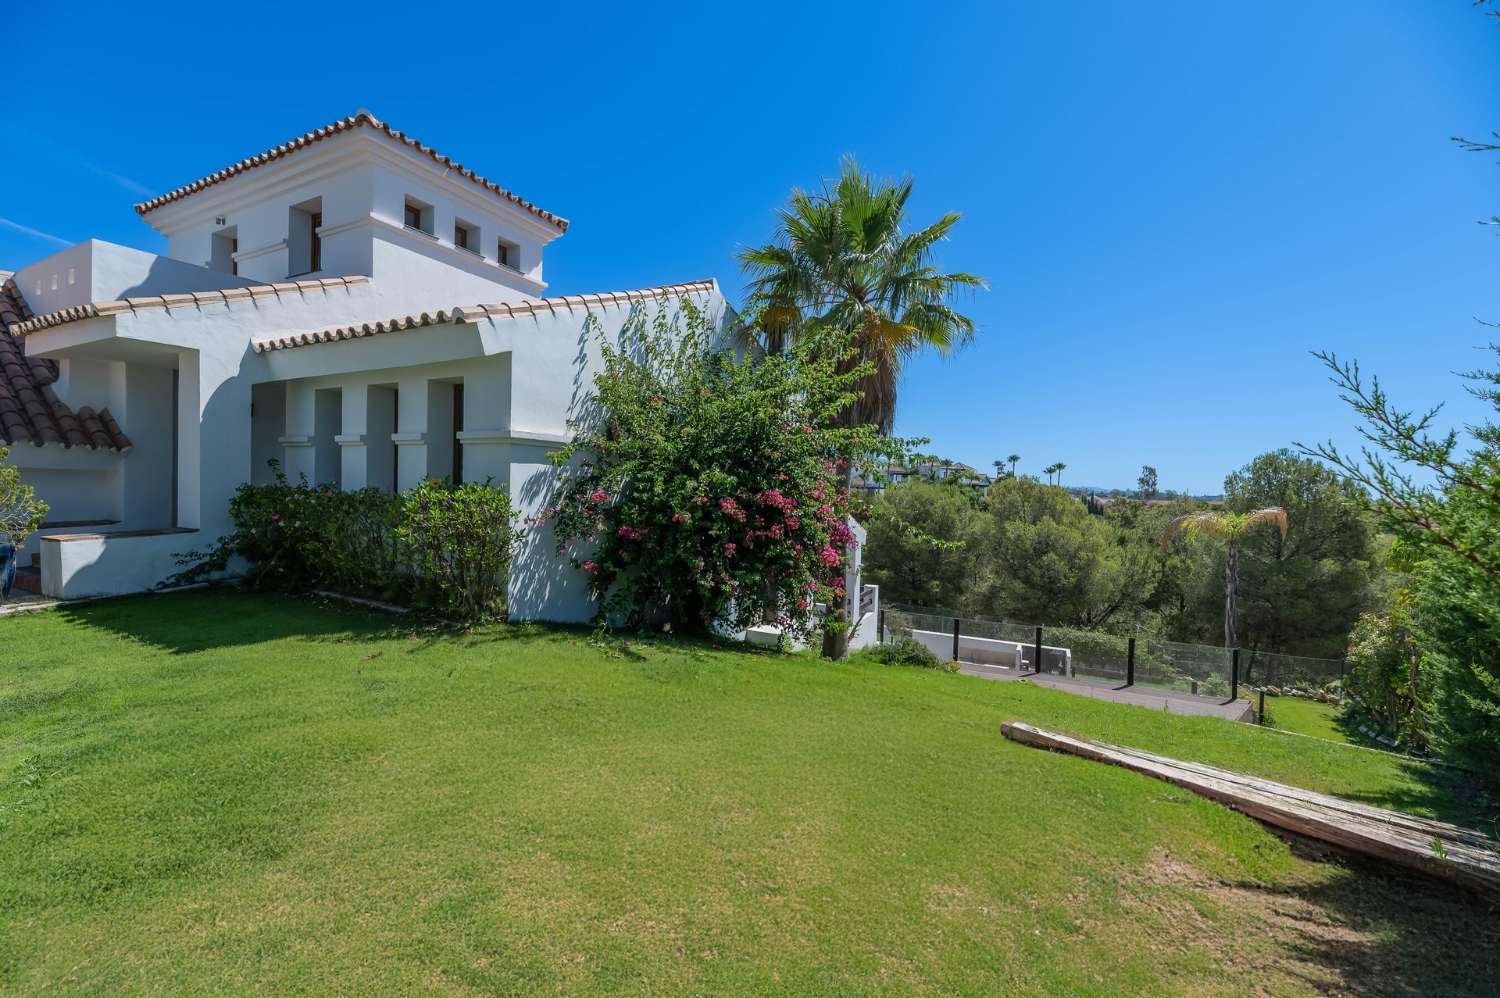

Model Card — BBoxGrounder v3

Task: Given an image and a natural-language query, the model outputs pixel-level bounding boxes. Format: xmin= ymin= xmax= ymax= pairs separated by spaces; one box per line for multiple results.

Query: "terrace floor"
xmin=958 ymin=662 xmax=1256 ymax=721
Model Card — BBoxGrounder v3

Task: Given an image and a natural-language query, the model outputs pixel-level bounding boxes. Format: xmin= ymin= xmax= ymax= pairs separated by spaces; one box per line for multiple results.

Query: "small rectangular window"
xmin=497 ymin=238 xmax=520 ymax=271
xmin=287 ymin=198 xmax=322 ymax=276
xmin=454 ymin=219 xmax=481 ymax=256
xmin=404 ymin=199 xmax=431 ymax=233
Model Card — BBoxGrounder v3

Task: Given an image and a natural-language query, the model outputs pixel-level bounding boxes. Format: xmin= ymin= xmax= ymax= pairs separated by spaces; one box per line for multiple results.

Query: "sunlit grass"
xmin=1 ymin=590 xmax=1493 ymax=996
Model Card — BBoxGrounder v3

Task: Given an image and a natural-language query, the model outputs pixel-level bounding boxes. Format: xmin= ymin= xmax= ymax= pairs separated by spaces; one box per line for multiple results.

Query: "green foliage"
xmin=172 ymin=465 xmax=516 ymax=623
xmin=862 ymin=479 xmax=989 ymax=612
xmin=738 ymin=157 xmax=986 ymax=432
xmin=1222 ymin=450 xmax=1374 ymax=657
xmin=1136 ymin=464 xmax=1159 ymax=499
xmin=0 ymin=445 xmax=49 ymax=547
xmin=1304 ymin=347 xmax=1500 ymax=771
xmin=864 ymin=635 xmax=950 ymax=670
xmin=974 ymin=476 xmax=1156 ymax=628
xmin=544 ymin=301 xmax=903 ymax=639
xmin=397 ymin=479 xmax=518 ymax=621
xmin=1343 ymin=588 xmax=1426 ymax=750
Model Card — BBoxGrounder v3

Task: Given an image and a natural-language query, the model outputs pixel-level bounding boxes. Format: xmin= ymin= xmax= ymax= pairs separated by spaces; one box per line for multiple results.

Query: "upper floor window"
xmin=211 ymin=227 xmax=238 ymax=276
xmin=404 ymin=197 xmax=433 ymax=234
xmin=497 ymin=238 xmax=521 ymax=272
xmin=454 ymin=219 xmax=480 ymax=255
xmin=288 ymin=197 xmax=322 ymax=277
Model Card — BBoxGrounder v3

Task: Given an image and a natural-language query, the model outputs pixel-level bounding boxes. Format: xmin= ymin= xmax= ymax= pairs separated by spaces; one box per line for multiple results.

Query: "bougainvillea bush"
xmin=543 ymin=301 xmax=902 ymax=642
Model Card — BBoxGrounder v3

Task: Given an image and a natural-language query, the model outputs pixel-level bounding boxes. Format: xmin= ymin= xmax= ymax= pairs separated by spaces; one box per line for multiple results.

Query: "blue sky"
xmin=4 ymin=1 xmax=1496 ymax=494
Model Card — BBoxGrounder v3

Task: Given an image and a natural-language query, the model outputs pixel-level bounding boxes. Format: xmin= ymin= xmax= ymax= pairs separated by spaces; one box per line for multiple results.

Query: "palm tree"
xmin=1161 ymin=508 xmax=1288 ymax=650
xmin=1007 ymin=454 xmax=1020 ymax=478
xmin=1042 ymin=463 xmax=1060 ymax=485
xmin=738 ymin=157 xmax=986 ymax=433
xmin=1054 ymin=462 xmax=1066 ymax=487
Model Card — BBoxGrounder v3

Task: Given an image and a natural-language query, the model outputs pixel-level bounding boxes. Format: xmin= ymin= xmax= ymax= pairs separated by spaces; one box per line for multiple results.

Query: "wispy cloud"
xmin=0 ymin=217 xmax=73 ymax=249
xmin=81 ymin=162 xmax=155 ymax=198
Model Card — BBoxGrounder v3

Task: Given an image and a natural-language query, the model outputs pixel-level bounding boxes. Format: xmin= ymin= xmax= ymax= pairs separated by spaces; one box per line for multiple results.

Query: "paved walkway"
xmin=959 ymin=662 xmax=1254 ymax=722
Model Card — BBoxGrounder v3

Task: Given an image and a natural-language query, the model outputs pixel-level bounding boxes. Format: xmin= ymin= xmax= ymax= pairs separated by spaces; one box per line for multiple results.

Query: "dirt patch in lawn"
xmin=1124 ymin=842 xmax=1500 ymax=997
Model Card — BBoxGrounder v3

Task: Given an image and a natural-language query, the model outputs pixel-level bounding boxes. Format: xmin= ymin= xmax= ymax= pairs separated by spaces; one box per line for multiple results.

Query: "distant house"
xmin=852 ymin=457 xmax=992 ymax=496
xmin=1 ymin=111 xmax=734 ymax=616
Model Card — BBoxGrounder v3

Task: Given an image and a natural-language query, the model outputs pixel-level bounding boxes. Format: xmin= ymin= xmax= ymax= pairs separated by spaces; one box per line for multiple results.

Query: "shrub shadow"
xmin=1221 ymin=835 xmax=1500 ymax=996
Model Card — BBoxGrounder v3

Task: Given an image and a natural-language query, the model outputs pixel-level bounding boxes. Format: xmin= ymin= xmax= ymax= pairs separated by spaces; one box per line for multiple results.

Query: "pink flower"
xmin=787 ymin=515 xmax=799 ymax=530
xmin=802 ymin=425 xmax=813 ymax=434
xmin=583 ymin=561 xmax=597 ymax=573
xmin=819 ymin=545 xmax=840 ymax=567
xmin=723 ymin=543 xmax=737 ymax=556
xmin=672 ymin=512 xmax=688 ymax=523
xmin=617 ymin=526 xmax=645 ymax=541
xmin=590 ymin=490 xmax=609 ymax=503
xmin=271 ymin=513 xmax=282 ymax=522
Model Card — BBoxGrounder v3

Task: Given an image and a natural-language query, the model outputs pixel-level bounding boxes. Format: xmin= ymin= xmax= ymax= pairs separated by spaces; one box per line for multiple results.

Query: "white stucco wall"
xmin=142 ymin=131 xmax=559 ymax=302
xmin=14 ymin=240 xmax=256 ymax=316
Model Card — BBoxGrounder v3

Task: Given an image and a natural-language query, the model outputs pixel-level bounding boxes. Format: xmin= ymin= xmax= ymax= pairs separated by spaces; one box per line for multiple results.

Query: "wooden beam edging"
xmin=999 ymin=722 xmax=1500 ymax=895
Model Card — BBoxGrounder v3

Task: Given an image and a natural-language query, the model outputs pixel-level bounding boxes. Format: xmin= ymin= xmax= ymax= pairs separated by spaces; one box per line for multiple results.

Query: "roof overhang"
xmin=133 ymin=111 xmax=568 ymax=234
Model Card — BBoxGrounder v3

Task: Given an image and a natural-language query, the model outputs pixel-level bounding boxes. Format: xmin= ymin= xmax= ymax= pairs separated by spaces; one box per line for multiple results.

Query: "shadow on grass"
xmin=52 ymin=587 xmax=416 ymax=654
xmin=52 ymin=586 xmax=801 ymax=666
xmin=1220 ymin=836 xmax=1500 ymax=996
xmin=1341 ymin=770 xmax=1500 ymax=842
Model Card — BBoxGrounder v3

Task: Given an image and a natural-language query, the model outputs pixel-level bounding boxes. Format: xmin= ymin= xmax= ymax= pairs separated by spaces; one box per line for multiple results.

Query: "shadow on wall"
xmin=510 ymin=455 xmax=597 ymax=624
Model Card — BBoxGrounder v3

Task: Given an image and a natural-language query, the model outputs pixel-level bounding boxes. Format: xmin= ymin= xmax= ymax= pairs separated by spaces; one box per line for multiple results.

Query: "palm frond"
xmin=1245 ymin=506 xmax=1290 ymax=541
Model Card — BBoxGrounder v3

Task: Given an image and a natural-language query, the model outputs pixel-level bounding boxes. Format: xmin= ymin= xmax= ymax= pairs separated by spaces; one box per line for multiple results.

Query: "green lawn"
xmin=2 ymin=591 xmax=1496 ymax=996
xmin=1262 ymin=694 xmax=1350 ymax=743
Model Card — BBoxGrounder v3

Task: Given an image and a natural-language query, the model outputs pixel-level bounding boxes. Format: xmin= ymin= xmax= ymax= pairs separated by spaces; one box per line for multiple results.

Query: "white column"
xmin=337 ymin=384 xmax=368 ymax=490
xmin=176 ymin=350 xmax=201 ymax=528
xmin=394 ymin=377 xmax=431 ymax=491
xmin=280 ymin=381 xmax=316 ymax=483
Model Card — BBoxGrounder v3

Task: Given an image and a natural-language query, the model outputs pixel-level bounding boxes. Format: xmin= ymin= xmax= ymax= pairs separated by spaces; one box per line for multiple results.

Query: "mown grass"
xmin=1 ymin=590 xmax=1496 ymax=996
xmin=1262 ymin=694 xmax=1349 ymax=743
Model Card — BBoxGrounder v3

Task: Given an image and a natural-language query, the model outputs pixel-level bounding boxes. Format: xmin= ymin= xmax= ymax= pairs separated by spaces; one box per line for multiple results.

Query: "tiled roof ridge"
xmin=253 ymin=279 xmax=718 ymax=354
xmin=133 ymin=110 xmax=569 ymax=232
xmin=12 ymin=276 xmax=370 ymax=336
xmin=0 ymin=279 xmax=132 ymax=451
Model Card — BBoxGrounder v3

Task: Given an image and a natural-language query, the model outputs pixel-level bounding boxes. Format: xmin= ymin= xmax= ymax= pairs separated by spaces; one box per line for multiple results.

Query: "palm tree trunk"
xmin=1224 ymin=542 xmax=1239 ymax=650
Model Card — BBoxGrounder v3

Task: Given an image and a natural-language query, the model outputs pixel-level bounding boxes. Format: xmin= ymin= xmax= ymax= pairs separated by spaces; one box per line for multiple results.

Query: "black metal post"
xmin=1034 ymin=626 xmax=1043 ymax=675
xmin=1231 ymin=648 xmax=1240 ymax=701
xmin=1259 ymin=688 xmax=1266 ymax=725
xmin=878 ymin=608 xmax=886 ymax=644
xmin=952 ymin=617 xmax=961 ymax=662
xmin=1126 ymin=637 xmax=1136 ymax=686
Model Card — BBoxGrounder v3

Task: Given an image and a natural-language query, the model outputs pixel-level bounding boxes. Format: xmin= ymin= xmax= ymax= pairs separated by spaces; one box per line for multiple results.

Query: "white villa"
xmin=0 ymin=111 xmax=736 ymax=621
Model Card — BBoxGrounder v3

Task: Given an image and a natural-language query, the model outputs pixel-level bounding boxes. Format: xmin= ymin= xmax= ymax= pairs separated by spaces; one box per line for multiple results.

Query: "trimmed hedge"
xmin=173 ymin=466 xmax=517 ymax=622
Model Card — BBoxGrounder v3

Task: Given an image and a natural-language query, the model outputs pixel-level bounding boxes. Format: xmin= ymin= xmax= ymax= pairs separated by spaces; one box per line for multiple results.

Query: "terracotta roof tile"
xmin=0 ymin=272 xmax=131 ymax=452
xmin=12 ymin=275 xmax=369 ymax=336
xmin=252 ymin=279 xmax=717 ymax=354
xmin=134 ymin=110 xmax=569 ymax=232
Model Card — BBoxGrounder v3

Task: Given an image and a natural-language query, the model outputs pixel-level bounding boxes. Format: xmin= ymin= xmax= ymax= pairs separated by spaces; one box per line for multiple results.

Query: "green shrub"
xmin=1342 ymin=591 xmax=1427 ymax=749
xmin=172 ymin=466 xmax=517 ymax=623
xmin=1 ymin=445 xmax=49 ymax=548
xmin=398 ymin=479 xmax=517 ymax=621
xmin=867 ymin=636 xmax=950 ymax=671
